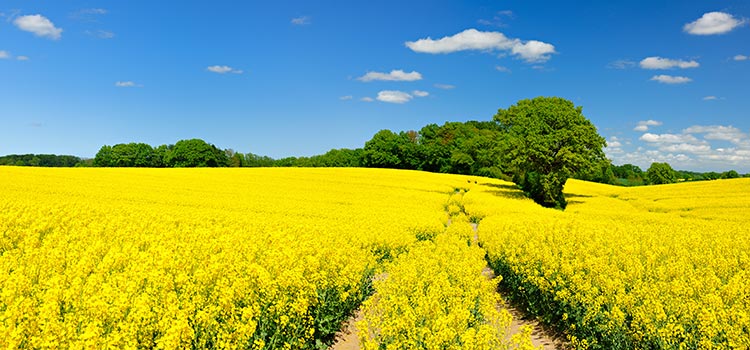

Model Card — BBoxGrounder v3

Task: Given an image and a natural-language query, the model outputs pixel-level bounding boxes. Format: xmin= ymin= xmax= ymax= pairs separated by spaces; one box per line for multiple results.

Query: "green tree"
xmin=646 ymin=162 xmax=677 ymax=185
xmin=721 ymin=170 xmax=740 ymax=179
xmin=362 ymin=130 xmax=406 ymax=168
xmin=93 ymin=145 xmax=115 ymax=167
xmin=494 ymin=97 xmax=607 ymax=209
xmin=165 ymin=139 xmax=229 ymax=167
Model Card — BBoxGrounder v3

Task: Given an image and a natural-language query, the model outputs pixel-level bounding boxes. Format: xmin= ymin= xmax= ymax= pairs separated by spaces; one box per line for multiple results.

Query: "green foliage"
xmin=646 ymin=162 xmax=677 ymax=185
xmin=494 ymin=97 xmax=606 ymax=209
xmin=165 ymin=139 xmax=229 ymax=167
xmin=0 ymin=154 xmax=82 ymax=167
xmin=721 ymin=170 xmax=740 ymax=179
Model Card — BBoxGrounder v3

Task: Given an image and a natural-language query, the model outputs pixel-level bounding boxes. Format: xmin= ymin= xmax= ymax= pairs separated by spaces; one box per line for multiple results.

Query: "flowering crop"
xmin=0 ymin=167 xmax=525 ymax=349
xmin=473 ymin=178 xmax=750 ymax=349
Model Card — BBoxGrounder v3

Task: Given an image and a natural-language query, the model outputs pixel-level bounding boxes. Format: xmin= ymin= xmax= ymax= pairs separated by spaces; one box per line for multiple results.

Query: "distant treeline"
xmin=0 ymin=154 xmax=85 ymax=167
xmin=3 ymin=121 xmax=747 ymax=186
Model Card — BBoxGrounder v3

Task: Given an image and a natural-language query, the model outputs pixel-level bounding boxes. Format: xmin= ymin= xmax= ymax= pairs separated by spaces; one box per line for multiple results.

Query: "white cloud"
xmin=207 ymin=65 xmax=243 ymax=74
xmin=412 ymin=90 xmax=429 ymax=97
xmin=115 ymin=81 xmax=141 ymax=88
xmin=660 ymin=143 xmax=712 ymax=154
xmin=291 ymin=16 xmax=311 ymax=25
xmin=734 ymin=55 xmax=748 ymax=61
xmin=684 ymin=12 xmax=746 ymax=35
xmin=639 ymin=56 xmax=699 ymax=69
xmin=339 ymin=95 xmax=353 ymax=101
xmin=607 ymin=59 xmax=636 ymax=69
xmin=16 ymin=55 xmax=29 ymax=61
xmin=511 ymin=40 xmax=556 ymax=62
xmin=377 ymin=90 xmax=413 ymax=104
xmin=634 ymin=120 xmax=662 ymax=132
xmin=640 ymin=132 xmax=701 ymax=144
xmin=0 ymin=51 xmax=8 ymax=59
xmin=495 ymin=65 xmax=511 ymax=73
xmin=650 ymin=75 xmax=692 ymax=84
xmin=360 ymin=97 xmax=374 ymax=102
xmin=405 ymin=28 xmax=556 ymax=63
xmin=434 ymin=83 xmax=455 ymax=90
xmin=357 ymin=69 xmax=422 ymax=82
xmin=684 ymin=125 xmax=748 ymax=144
xmin=703 ymin=96 xmax=719 ymax=101
xmin=14 ymin=14 xmax=63 ymax=40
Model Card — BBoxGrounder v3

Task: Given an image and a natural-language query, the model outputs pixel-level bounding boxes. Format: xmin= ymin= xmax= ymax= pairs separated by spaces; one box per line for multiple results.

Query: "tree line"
xmin=3 ymin=97 xmax=747 ymax=208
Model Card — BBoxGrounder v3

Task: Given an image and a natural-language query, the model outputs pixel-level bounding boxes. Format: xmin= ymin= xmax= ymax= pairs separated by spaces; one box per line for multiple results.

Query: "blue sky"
xmin=1 ymin=1 xmax=749 ymax=172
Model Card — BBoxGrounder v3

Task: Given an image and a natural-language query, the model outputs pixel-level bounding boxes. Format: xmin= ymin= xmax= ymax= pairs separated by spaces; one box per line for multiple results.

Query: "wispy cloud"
xmin=86 ymin=29 xmax=115 ymax=39
xmin=377 ymin=90 xmax=413 ymax=104
xmin=412 ymin=90 xmax=429 ymax=97
xmin=291 ymin=16 xmax=311 ymax=25
xmin=703 ymin=96 xmax=721 ymax=101
xmin=495 ymin=65 xmax=511 ymax=73
xmin=734 ymin=54 xmax=748 ymax=61
xmin=684 ymin=11 xmax=746 ymax=35
xmin=406 ymin=28 xmax=556 ymax=63
xmin=0 ymin=51 xmax=9 ymax=59
xmin=14 ymin=14 xmax=63 ymax=40
xmin=339 ymin=95 xmax=353 ymax=101
xmin=207 ymin=65 xmax=244 ymax=74
xmin=360 ymin=97 xmax=374 ymax=102
xmin=16 ymin=55 xmax=29 ymax=61
xmin=357 ymin=70 xmax=422 ymax=82
xmin=607 ymin=59 xmax=636 ymax=69
xmin=650 ymin=75 xmax=692 ymax=84
xmin=478 ymin=10 xmax=514 ymax=27
xmin=640 ymin=56 xmax=699 ymax=69
xmin=434 ymin=83 xmax=455 ymax=90
xmin=115 ymin=81 xmax=142 ymax=88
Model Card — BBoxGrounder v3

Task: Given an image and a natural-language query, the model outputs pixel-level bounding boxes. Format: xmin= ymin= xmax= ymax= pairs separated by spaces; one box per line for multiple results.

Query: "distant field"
xmin=1 ymin=167 xmax=748 ymax=349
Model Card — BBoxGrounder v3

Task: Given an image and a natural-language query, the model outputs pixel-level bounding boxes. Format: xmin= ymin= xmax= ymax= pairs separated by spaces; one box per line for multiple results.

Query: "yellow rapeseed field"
xmin=473 ymin=178 xmax=750 ymax=349
xmin=0 ymin=167 xmax=525 ymax=349
xmin=3 ymin=166 xmax=748 ymax=349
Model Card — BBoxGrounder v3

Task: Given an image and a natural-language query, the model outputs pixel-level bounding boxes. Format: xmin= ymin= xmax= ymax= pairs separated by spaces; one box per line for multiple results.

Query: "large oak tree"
xmin=494 ymin=97 xmax=607 ymax=209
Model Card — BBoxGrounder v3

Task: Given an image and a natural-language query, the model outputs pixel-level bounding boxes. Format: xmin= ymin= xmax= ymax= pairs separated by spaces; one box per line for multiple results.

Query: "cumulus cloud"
xmin=412 ymin=90 xmax=429 ymax=97
xmin=650 ymin=75 xmax=692 ymax=84
xmin=684 ymin=125 xmax=748 ymax=144
xmin=405 ymin=28 xmax=556 ymax=63
xmin=618 ymin=123 xmax=750 ymax=171
xmin=640 ymin=132 xmax=701 ymax=144
xmin=434 ymin=83 xmax=455 ymax=90
xmin=115 ymin=81 xmax=142 ymax=88
xmin=607 ymin=59 xmax=636 ymax=69
xmin=291 ymin=16 xmax=311 ymax=25
xmin=14 ymin=14 xmax=62 ymax=40
xmin=357 ymin=69 xmax=422 ymax=82
xmin=0 ymin=51 xmax=8 ymax=59
xmin=684 ymin=12 xmax=746 ymax=35
xmin=639 ymin=56 xmax=699 ymax=69
xmin=634 ymin=120 xmax=662 ymax=132
xmin=207 ymin=65 xmax=243 ymax=74
xmin=734 ymin=55 xmax=748 ymax=61
xmin=377 ymin=90 xmax=413 ymax=104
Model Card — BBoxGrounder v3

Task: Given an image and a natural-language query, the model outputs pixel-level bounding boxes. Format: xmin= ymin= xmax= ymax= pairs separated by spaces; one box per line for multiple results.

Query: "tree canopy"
xmin=494 ymin=97 xmax=607 ymax=209
xmin=646 ymin=162 xmax=677 ymax=185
